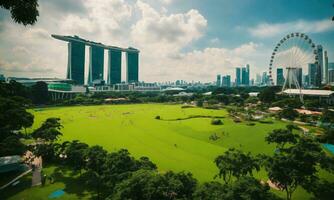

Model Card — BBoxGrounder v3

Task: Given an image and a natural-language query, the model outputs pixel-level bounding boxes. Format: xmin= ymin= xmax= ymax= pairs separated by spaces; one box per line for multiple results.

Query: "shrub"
xmin=246 ymin=122 xmax=256 ymax=126
xmin=211 ymin=119 xmax=223 ymax=125
xmin=155 ymin=115 xmax=161 ymax=120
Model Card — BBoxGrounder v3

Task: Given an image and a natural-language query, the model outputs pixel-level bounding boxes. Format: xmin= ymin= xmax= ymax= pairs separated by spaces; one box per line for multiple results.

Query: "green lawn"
xmin=3 ymin=104 xmax=333 ymax=199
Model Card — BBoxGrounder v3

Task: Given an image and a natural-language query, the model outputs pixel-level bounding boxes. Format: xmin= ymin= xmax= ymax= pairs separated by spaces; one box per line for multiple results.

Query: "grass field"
xmin=4 ymin=104 xmax=334 ymax=199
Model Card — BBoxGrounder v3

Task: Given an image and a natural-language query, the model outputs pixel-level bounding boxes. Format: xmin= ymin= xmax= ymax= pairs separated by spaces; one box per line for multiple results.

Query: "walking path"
xmin=31 ymin=155 xmax=42 ymax=186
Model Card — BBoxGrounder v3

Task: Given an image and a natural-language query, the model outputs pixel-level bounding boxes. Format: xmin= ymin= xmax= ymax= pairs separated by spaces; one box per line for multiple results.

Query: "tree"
xmin=33 ymin=143 xmax=55 ymax=162
xmin=265 ymin=129 xmax=298 ymax=149
xmin=193 ymin=181 xmax=227 ymax=200
xmin=31 ymin=81 xmax=49 ymax=104
xmin=278 ymin=107 xmax=298 ymax=121
xmin=214 ymin=148 xmax=260 ymax=184
xmin=111 ymin=170 xmax=197 ymax=200
xmin=64 ymin=140 xmax=89 ymax=173
xmin=32 ymin=118 xmax=63 ymax=142
xmin=321 ymin=109 xmax=334 ymax=124
xmin=226 ymin=176 xmax=282 ymax=200
xmin=0 ymin=0 xmax=39 ymax=25
xmin=22 ymin=112 xmax=34 ymax=136
xmin=263 ymin=137 xmax=330 ymax=200
xmin=102 ymin=149 xmax=140 ymax=189
xmin=136 ymin=156 xmax=157 ymax=170
xmin=84 ymin=145 xmax=108 ymax=199
xmin=259 ymin=87 xmax=278 ymax=104
xmin=0 ymin=135 xmax=26 ymax=156
xmin=308 ymin=180 xmax=334 ymax=200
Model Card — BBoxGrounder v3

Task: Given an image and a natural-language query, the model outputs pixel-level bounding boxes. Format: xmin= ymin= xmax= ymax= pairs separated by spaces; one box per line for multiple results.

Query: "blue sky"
xmin=0 ymin=0 xmax=333 ymax=82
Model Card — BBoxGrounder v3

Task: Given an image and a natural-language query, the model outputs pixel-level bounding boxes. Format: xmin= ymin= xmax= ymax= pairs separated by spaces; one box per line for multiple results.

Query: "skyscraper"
xmin=324 ymin=51 xmax=328 ymax=84
xmin=255 ymin=73 xmax=261 ymax=86
xmin=316 ymin=45 xmax=323 ymax=86
xmin=235 ymin=68 xmax=241 ymax=86
xmin=222 ymin=75 xmax=231 ymax=87
xmin=107 ymin=49 xmax=122 ymax=84
xmin=67 ymin=41 xmax=85 ymax=85
xmin=329 ymin=69 xmax=334 ymax=83
xmin=126 ymin=51 xmax=139 ymax=83
xmin=241 ymin=65 xmax=250 ymax=86
xmin=308 ymin=63 xmax=317 ymax=87
xmin=88 ymin=45 xmax=104 ymax=85
xmin=216 ymin=74 xmax=221 ymax=86
xmin=276 ymin=68 xmax=284 ymax=86
xmin=296 ymin=68 xmax=302 ymax=87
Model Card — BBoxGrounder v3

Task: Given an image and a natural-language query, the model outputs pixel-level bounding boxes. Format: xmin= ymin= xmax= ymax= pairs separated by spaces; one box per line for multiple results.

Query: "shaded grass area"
xmin=1 ymin=165 xmax=92 ymax=200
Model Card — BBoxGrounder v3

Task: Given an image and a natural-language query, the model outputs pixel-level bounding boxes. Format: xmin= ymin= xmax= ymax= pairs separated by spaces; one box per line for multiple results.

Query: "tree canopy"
xmin=0 ymin=0 xmax=39 ymax=25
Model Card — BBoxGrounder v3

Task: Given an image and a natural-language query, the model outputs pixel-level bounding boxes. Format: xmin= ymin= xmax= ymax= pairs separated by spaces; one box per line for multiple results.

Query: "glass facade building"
xmin=88 ymin=45 xmax=104 ymax=85
xmin=308 ymin=63 xmax=317 ymax=87
xmin=126 ymin=52 xmax=139 ymax=83
xmin=67 ymin=41 xmax=85 ymax=85
xmin=235 ymin=68 xmax=241 ymax=86
xmin=108 ymin=49 xmax=122 ymax=84
xmin=276 ymin=68 xmax=284 ymax=86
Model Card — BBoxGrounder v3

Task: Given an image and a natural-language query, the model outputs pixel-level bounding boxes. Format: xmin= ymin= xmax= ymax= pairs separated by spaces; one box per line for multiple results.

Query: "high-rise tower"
xmin=316 ymin=45 xmax=323 ymax=87
xmin=67 ymin=41 xmax=85 ymax=85
xmin=88 ymin=45 xmax=104 ymax=85
xmin=107 ymin=49 xmax=122 ymax=84
xmin=126 ymin=50 xmax=139 ymax=83
xmin=324 ymin=50 xmax=328 ymax=84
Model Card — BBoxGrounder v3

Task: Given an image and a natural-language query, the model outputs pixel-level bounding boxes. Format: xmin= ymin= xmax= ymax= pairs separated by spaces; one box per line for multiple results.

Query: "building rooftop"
xmin=282 ymin=89 xmax=334 ymax=97
xmin=52 ymin=34 xmax=139 ymax=53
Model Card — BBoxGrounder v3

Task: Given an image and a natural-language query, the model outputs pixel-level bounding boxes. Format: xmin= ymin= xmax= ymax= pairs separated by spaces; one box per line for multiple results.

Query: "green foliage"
xmin=272 ymin=98 xmax=302 ymax=109
xmin=321 ymin=109 xmax=334 ymax=124
xmin=259 ymin=87 xmax=278 ymax=103
xmin=214 ymin=148 xmax=260 ymax=184
xmin=263 ymin=134 xmax=331 ymax=200
xmin=111 ymin=170 xmax=197 ymax=200
xmin=211 ymin=118 xmax=223 ymax=125
xmin=265 ymin=129 xmax=298 ymax=149
xmin=0 ymin=0 xmax=39 ymax=25
xmin=193 ymin=181 xmax=227 ymax=200
xmin=0 ymin=135 xmax=26 ymax=156
xmin=278 ymin=107 xmax=299 ymax=121
xmin=32 ymin=118 xmax=63 ymax=141
xmin=31 ymin=81 xmax=49 ymax=104
xmin=64 ymin=140 xmax=89 ymax=172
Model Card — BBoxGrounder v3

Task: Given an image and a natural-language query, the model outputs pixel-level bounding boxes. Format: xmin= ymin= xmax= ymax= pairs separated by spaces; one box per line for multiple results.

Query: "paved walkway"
xmin=31 ymin=156 xmax=42 ymax=186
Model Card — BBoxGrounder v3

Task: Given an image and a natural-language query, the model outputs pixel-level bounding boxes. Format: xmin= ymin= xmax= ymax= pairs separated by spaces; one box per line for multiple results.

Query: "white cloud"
xmin=131 ymin=1 xmax=207 ymax=53
xmin=249 ymin=19 xmax=334 ymax=38
xmin=0 ymin=0 xmax=267 ymax=82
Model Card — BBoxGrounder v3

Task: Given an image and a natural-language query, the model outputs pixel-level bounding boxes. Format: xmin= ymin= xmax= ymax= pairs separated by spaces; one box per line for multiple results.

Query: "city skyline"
xmin=0 ymin=0 xmax=333 ymax=82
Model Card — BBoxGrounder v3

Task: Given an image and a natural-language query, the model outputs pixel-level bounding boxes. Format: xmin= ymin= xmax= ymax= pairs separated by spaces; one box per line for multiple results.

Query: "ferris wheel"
xmin=268 ymin=33 xmax=319 ymax=101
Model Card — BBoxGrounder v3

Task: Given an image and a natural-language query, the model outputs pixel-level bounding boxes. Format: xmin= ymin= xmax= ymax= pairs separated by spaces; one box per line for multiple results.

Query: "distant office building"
xmin=67 ymin=41 xmax=85 ymax=85
xmin=296 ymin=68 xmax=302 ymax=87
xmin=255 ymin=73 xmax=261 ymax=86
xmin=245 ymin=64 xmax=250 ymax=86
xmin=329 ymin=69 xmax=334 ymax=83
xmin=329 ymin=62 xmax=334 ymax=70
xmin=316 ymin=45 xmax=323 ymax=86
xmin=276 ymin=68 xmax=284 ymax=86
xmin=126 ymin=51 xmax=139 ymax=83
xmin=308 ymin=63 xmax=317 ymax=87
xmin=88 ymin=45 xmax=104 ymax=85
xmin=235 ymin=68 xmax=241 ymax=86
xmin=107 ymin=49 xmax=122 ymax=84
xmin=262 ymin=72 xmax=270 ymax=86
xmin=0 ymin=74 xmax=5 ymax=81
xmin=324 ymin=51 xmax=328 ymax=84
xmin=216 ymin=74 xmax=221 ymax=86
xmin=222 ymin=75 xmax=231 ymax=87
xmin=241 ymin=66 xmax=250 ymax=86
xmin=304 ymin=75 xmax=309 ymax=86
